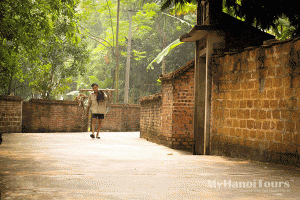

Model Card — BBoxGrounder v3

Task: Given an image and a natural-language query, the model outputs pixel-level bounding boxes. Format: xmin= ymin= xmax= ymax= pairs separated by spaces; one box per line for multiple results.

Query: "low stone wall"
xmin=101 ymin=104 xmax=140 ymax=132
xmin=22 ymin=99 xmax=84 ymax=133
xmin=0 ymin=95 xmax=23 ymax=133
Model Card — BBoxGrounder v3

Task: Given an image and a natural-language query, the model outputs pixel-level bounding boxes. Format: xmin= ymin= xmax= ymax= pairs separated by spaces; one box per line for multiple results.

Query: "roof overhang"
xmin=179 ymin=13 xmax=275 ymax=43
xmin=180 ymin=25 xmax=225 ymax=42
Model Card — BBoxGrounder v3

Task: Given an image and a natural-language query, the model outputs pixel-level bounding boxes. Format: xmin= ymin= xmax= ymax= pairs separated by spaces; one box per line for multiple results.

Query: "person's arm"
xmin=86 ymin=94 xmax=91 ymax=117
xmin=105 ymin=89 xmax=113 ymax=102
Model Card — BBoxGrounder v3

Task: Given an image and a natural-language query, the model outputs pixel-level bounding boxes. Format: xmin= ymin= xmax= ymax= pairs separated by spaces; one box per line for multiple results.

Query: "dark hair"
xmin=91 ymin=83 xmax=98 ymax=87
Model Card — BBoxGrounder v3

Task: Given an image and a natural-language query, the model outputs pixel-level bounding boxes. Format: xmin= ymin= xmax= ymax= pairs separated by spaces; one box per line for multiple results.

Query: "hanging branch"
xmin=79 ymin=25 xmax=116 ymax=56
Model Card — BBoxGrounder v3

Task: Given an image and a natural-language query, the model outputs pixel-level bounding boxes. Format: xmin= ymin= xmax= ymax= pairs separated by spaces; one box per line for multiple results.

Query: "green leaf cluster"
xmin=77 ymin=0 xmax=195 ymax=103
xmin=0 ymin=0 xmax=90 ymax=99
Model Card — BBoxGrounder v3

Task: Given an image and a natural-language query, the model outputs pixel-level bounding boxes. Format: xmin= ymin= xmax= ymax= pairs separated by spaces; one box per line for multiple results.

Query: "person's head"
xmin=91 ymin=83 xmax=99 ymax=93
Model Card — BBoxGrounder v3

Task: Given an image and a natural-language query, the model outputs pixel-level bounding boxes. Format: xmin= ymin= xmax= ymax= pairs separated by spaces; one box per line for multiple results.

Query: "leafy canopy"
xmin=160 ymin=0 xmax=300 ymax=37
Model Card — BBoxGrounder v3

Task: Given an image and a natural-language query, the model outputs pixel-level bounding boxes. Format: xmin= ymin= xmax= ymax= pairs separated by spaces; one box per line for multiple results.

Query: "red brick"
xmin=275 ymin=88 xmax=285 ymax=99
xmin=254 ymin=100 xmax=262 ymax=109
xmin=274 ymin=131 xmax=283 ymax=142
xmin=281 ymin=110 xmax=290 ymax=120
xmin=249 ymin=130 xmax=257 ymax=139
xmin=270 ymin=100 xmax=278 ymax=109
xmin=272 ymin=110 xmax=280 ymax=119
xmin=265 ymin=78 xmax=273 ymax=89
xmin=276 ymin=121 xmax=285 ymax=131
xmin=257 ymin=131 xmax=266 ymax=140
xmin=259 ymin=110 xmax=267 ymax=119
xmin=250 ymin=110 xmax=258 ymax=119
xmin=240 ymin=100 xmax=247 ymax=108
xmin=262 ymin=121 xmax=270 ymax=130
xmin=247 ymin=100 xmax=254 ymax=108
xmin=283 ymin=132 xmax=292 ymax=143
xmin=285 ymin=121 xmax=295 ymax=132
xmin=262 ymin=100 xmax=270 ymax=109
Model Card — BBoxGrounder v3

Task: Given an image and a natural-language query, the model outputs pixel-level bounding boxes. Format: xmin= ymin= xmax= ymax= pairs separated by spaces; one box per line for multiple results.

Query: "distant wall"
xmin=101 ymin=104 xmax=140 ymax=132
xmin=0 ymin=95 xmax=22 ymax=133
xmin=22 ymin=99 xmax=84 ymax=133
xmin=0 ymin=96 xmax=139 ymax=133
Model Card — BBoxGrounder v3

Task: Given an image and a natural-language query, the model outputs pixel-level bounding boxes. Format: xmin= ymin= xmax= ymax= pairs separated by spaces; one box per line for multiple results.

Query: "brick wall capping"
xmin=111 ymin=103 xmax=140 ymax=108
xmin=159 ymin=60 xmax=195 ymax=81
xmin=0 ymin=95 xmax=23 ymax=101
xmin=139 ymin=93 xmax=161 ymax=102
xmin=28 ymin=98 xmax=78 ymax=105
xmin=213 ymin=37 xmax=300 ymax=59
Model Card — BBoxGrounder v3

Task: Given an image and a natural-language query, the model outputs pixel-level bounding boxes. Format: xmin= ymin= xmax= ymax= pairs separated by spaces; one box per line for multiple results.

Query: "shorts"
xmin=92 ymin=114 xmax=104 ymax=119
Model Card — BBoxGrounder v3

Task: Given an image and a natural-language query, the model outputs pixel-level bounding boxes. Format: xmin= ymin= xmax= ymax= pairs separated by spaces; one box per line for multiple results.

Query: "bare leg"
xmin=96 ymin=119 xmax=103 ymax=138
xmin=91 ymin=118 xmax=97 ymax=136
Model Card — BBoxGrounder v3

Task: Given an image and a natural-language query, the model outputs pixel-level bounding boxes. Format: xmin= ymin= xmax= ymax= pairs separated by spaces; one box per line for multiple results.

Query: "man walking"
xmin=86 ymin=83 xmax=113 ymax=139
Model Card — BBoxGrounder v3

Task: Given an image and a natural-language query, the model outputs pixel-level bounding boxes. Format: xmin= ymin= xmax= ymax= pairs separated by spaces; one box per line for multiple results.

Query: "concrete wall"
xmin=210 ymin=38 xmax=300 ymax=166
xmin=0 ymin=95 xmax=22 ymax=133
xmin=22 ymin=99 xmax=84 ymax=133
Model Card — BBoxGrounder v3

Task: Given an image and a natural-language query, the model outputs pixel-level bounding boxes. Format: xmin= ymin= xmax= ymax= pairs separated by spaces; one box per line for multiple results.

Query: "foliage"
xmin=147 ymin=39 xmax=184 ymax=70
xmin=0 ymin=0 xmax=89 ymax=99
xmin=26 ymin=18 xmax=89 ymax=99
xmin=160 ymin=0 xmax=299 ymax=40
xmin=77 ymin=0 xmax=195 ymax=103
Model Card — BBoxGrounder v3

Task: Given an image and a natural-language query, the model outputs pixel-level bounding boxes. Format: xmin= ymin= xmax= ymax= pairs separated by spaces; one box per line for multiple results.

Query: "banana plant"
xmin=147 ymin=38 xmax=184 ymax=70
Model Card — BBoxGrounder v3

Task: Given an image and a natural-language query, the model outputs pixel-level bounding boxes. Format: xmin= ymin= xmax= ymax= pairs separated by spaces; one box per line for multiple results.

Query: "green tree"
xmin=26 ymin=18 xmax=89 ymax=99
xmin=0 ymin=0 xmax=88 ymax=98
xmin=77 ymin=0 xmax=195 ymax=103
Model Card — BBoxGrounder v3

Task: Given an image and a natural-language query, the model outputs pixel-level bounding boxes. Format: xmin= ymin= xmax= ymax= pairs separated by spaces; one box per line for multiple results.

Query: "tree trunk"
xmin=115 ymin=0 xmax=120 ymax=103
xmin=124 ymin=11 xmax=133 ymax=104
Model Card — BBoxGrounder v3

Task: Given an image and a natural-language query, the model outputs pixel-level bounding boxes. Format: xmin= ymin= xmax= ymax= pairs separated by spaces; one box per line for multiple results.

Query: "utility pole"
xmin=124 ymin=10 xmax=133 ymax=104
xmin=115 ymin=0 xmax=120 ymax=103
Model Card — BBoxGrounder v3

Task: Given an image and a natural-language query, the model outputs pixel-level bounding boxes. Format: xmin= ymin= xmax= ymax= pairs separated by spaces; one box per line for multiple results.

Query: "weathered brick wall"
xmin=161 ymin=81 xmax=174 ymax=147
xmin=162 ymin=62 xmax=195 ymax=150
xmin=0 ymin=95 xmax=22 ymax=133
xmin=211 ymin=38 xmax=300 ymax=166
xmin=22 ymin=99 xmax=84 ymax=133
xmin=173 ymin=67 xmax=195 ymax=150
xmin=139 ymin=94 xmax=162 ymax=144
xmin=140 ymin=60 xmax=195 ymax=151
xmin=101 ymin=104 xmax=140 ymax=132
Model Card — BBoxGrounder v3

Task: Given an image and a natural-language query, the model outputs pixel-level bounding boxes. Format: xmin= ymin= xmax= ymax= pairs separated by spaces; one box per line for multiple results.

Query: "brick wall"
xmin=140 ymin=60 xmax=195 ymax=151
xmin=211 ymin=38 xmax=300 ymax=166
xmin=161 ymin=61 xmax=195 ymax=150
xmin=0 ymin=95 xmax=22 ymax=133
xmin=101 ymin=104 xmax=140 ymax=132
xmin=139 ymin=94 xmax=163 ymax=144
xmin=22 ymin=99 xmax=84 ymax=133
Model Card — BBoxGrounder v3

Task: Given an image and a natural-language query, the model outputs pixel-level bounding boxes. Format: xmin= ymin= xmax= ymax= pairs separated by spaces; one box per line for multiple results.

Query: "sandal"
xmin=90 ymin=134 xmax=95 ymax=138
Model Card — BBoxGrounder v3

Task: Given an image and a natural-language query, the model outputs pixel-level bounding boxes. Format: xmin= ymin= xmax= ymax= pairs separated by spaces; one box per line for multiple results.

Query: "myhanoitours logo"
xmin=207 ymin=180 xmax=290 ymax=189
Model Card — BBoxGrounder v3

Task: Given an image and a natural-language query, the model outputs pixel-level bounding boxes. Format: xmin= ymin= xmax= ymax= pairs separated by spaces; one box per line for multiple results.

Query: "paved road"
xmin=0 ymin=132 xmax=299 ymax=200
